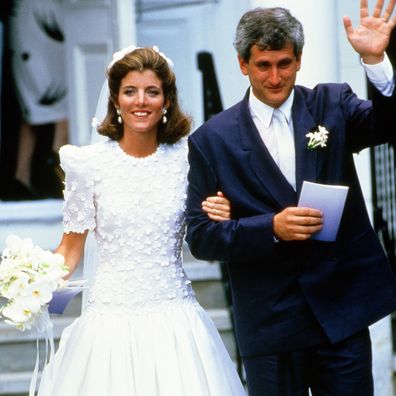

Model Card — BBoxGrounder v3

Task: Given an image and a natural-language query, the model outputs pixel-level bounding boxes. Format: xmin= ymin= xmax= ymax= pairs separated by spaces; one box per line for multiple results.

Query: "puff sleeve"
xmin=59 ymin=145 xmax=96 ymax=233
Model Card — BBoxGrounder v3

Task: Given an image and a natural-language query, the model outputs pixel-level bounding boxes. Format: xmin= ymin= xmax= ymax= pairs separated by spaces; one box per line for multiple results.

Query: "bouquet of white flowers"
xmin=0 ymin=234 xmax=69 ymax=331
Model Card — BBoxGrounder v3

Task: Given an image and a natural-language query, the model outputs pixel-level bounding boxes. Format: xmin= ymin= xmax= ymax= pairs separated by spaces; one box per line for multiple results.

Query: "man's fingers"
xmin=281 ymin=208 xmax=323 ymax=227
xmin=298 ymin=216 xmax=323 ymax=226
xmin=382 ymin=0 xmax=396 ymax=22
xmin=277 ymin=224 xmax=323 ymax=241
xmin=292 ymin=207 xmax=323 ymax=218
xmin=373 ymin=0 xmax=384 ymax=18
xmin=294 ymin=224 xmax=323 ymax=235
xmin=274 ymin=207 xmax=324 ymax=241
xmin=385 ymin=0 xmax=396 ymax=16
xmin=361 ymin=0 xmax=370 ymax=19
xmin=281 ymin=222 xmax=323 ymax=235
xmin=343 ymin=15 xmax=354 ymax=39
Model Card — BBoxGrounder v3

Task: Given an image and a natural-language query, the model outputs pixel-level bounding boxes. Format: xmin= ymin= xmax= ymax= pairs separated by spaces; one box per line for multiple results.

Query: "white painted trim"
xmin=0 ymin=200 xmax=62 ymax=222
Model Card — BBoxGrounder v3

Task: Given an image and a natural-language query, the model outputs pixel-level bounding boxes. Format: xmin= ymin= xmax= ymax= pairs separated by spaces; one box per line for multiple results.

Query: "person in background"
xmin=6 ymin=0 xmax=68 ymax=200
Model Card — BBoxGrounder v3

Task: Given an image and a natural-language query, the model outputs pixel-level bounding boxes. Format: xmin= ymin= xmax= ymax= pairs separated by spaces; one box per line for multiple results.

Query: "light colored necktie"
xmin=271 ymin=109 xmax=296 ymax=190
xmin=262 ymin=112 xmax=280 ymax=166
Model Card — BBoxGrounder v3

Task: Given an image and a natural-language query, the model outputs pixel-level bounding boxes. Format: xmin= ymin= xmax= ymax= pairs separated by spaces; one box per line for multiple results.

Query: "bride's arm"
xmin=56 ymin=231 xmax=88 ymax=278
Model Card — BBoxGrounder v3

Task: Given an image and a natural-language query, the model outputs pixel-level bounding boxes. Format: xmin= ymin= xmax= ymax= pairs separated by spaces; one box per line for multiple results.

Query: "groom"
xmin=186 ymin=1 xmax=396 ymax=395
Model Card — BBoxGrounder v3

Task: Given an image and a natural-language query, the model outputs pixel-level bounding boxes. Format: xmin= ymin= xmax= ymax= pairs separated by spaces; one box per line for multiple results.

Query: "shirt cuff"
xmin=361 ymin=54 xmax=394 ymax=96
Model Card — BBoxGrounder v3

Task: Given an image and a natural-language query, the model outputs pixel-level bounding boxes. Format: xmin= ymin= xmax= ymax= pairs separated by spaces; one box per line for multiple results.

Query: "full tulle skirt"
xmin=38 ymin=303 xmax=246 ymax=396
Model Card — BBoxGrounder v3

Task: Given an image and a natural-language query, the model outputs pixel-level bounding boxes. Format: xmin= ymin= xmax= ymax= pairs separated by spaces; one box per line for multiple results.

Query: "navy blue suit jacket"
xmin=186 ymin=81 xmax=396 ymax=356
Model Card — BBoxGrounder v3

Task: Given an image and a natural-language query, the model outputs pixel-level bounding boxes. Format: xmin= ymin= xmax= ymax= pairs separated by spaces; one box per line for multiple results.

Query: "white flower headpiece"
xmin=107 ymin=45 xmax=174 ymax=70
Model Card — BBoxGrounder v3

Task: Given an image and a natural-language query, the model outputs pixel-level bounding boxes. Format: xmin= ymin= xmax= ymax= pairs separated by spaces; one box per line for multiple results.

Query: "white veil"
xmin=90 ymin=81 xmax=110 ymax=144
xmin=81 ymin=80 xmax=109 ymax=310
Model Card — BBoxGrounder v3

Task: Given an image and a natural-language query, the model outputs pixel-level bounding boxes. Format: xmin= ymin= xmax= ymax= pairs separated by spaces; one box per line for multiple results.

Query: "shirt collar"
xmin=248 ymin=87 xmax=294 ymax=128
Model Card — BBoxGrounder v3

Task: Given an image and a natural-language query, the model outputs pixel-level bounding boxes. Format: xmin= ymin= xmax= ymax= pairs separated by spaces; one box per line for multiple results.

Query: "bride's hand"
xmin=202 ymin=191 xmax=231 ymax=222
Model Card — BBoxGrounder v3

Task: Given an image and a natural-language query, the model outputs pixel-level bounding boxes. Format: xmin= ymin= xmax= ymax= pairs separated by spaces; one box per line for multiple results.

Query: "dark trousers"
xmin=242 ymin=329 xmax=373 ymax=396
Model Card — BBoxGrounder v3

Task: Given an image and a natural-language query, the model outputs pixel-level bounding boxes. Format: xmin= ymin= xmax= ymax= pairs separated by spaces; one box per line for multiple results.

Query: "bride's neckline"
xmin=113 ymin=140 xmax=164 ymax=161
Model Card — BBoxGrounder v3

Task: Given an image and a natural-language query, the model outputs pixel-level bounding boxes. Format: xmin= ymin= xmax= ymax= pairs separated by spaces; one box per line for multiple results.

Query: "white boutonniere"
xmin=306 ymin=125 xmax=329 ymax=150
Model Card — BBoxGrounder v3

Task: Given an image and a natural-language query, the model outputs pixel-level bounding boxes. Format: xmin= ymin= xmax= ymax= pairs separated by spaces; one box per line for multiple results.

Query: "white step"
xmin=0 ymin=200 xmax=63 ymax=251
xmin=0 ymin=371 xmax=35 ymax=395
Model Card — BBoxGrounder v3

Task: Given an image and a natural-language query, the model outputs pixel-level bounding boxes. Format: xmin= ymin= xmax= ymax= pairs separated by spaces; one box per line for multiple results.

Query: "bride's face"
xmin=117 ymin=69 xmax=167 ymax=138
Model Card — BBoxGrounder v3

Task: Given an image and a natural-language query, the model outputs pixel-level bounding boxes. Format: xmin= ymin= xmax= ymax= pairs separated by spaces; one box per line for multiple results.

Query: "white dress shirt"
xmin=249 ymin=89 xmax=296 ymax=189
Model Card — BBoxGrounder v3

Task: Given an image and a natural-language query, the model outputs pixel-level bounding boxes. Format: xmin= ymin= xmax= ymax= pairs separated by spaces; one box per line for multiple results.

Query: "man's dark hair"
xmin=234 ymin=7 xmax=305 ymax=60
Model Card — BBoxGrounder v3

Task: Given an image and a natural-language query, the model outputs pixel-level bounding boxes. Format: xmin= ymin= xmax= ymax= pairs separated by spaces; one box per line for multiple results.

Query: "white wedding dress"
xmin=38 ymin=138 xmax=246 ymax=396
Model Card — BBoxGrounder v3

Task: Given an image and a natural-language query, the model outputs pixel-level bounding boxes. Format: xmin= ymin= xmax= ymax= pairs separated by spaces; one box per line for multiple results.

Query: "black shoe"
xmin=0 ymin=178 xmax=40 ymax=201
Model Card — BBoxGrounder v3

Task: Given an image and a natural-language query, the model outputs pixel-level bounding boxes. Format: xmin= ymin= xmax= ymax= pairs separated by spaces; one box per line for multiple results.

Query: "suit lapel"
xmin=292 ymin=88 xmax=318 ymax=195
xmin=238 ymin=92 xmax=297 ymax=208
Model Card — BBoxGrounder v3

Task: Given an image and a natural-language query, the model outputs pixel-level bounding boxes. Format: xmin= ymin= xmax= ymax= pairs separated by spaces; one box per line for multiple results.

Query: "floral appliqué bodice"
xmin=59 ymin=138 xmax=196 ymax=313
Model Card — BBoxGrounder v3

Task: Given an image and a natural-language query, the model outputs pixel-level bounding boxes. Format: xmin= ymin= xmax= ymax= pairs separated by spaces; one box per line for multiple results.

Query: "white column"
xmin=111 ymin=0 xmax=137 ymax=50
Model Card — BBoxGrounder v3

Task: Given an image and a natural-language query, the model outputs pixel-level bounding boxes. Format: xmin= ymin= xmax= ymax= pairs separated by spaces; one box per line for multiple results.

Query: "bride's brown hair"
xmin=98 ymin=47 xmax=191 ymax=143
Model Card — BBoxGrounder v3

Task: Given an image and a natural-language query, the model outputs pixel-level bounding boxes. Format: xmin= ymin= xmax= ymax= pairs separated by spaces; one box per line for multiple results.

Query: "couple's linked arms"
xmin=55 ymin=194 xmax=231 ymax=278
xmin=186 ymin=139 xmax=281 ymax=262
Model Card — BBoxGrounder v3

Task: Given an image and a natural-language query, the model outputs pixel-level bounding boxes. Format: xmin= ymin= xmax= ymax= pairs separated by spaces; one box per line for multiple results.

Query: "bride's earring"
xmin=162 ymin=108 xmax=167 ymax=124
xmin=116 ymin=108 xmax=122 ymax=124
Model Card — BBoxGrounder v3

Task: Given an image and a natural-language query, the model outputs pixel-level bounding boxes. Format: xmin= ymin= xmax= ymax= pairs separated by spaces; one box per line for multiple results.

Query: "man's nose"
xmin=269 ymin=67 xmax=281 ymax=85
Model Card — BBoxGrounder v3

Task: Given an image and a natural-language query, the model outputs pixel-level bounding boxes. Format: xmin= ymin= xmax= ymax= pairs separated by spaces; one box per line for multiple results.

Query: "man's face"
xmin=238 ymin=43 xmax=301 ymax=108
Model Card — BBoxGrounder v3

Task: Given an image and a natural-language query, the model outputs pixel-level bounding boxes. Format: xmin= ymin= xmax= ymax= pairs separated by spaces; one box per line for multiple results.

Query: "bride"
xmin=37 ymin=46 xmax=246 ymax=395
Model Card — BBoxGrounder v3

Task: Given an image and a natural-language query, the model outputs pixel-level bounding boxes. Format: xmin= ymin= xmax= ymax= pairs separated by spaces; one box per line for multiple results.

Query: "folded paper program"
xmin=298 ymin=181 xmax=349 ymax=241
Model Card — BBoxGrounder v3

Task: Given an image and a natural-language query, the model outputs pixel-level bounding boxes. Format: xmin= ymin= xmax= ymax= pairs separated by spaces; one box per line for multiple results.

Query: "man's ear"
xmin=238 ymin=55 xmax=249 ymax=76
xmin=296 ymin=51 xmax=302 ymax=72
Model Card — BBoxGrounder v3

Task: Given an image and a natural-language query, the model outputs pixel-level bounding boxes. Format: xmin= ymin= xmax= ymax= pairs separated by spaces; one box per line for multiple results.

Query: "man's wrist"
xmin=361 ymin=54 xmax=385 ymax=65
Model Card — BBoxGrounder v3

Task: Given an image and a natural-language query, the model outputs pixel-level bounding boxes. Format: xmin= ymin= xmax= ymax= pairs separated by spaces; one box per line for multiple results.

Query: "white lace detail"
xmin=59 ymin=138 xmax=195 ymax=311
xmin=60 ymin=145 xmax=96 ymax=234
